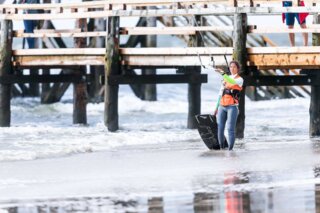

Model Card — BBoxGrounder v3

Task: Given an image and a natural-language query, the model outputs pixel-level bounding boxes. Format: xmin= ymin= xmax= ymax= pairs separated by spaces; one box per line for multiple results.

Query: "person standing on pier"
xmin=18 ymin=0 xmax=40 ymax=49
xmin=282 ymin=0 xmax=309 ymax=46
xmin=214 ymin=61 xmax=243 ymax=151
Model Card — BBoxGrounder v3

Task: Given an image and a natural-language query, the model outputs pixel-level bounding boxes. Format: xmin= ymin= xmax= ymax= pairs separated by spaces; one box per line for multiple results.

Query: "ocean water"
xmin=0 ymin=69 xmax=319 ymax=212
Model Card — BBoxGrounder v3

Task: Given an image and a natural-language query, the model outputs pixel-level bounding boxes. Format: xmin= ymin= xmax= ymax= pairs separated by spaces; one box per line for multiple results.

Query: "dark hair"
xmin=229 ymin=60 xmax=240 ymax=70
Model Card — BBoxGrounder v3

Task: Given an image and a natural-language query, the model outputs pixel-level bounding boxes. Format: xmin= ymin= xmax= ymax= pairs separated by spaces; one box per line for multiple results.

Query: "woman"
xmin=214 ymin=61 xmax=243 ymax=150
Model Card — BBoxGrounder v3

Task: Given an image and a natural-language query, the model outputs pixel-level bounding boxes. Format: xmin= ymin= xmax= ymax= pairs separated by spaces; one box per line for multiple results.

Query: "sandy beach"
xmin=1 ymin=134 xmax=320 ymax=212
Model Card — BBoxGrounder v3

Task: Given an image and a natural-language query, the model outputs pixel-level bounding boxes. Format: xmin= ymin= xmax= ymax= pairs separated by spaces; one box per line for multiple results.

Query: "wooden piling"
xmin=187 ymin=15 xmax=202 ymax=129
xmin=88 ymin=16 xmax=106 ymax=103
xmin=0 ymin=20 xmax=12 ymax=127
xmin=41 ymin=18 xmax=70 ymax=104
xmin=310 ymin=14 xmax=320 ymax=136
xmin=141 ymin=7 xmax=157 ymax=101
xmin=73 ymin=17 xmax=87 ymax=125
xmin=29 ymin=49 xmax=39 ymax=97
xmin=104 ymin=16 xmax=120 ymax=131
xmin=233 ymin=13 xmax=247 ymax=139
xmin=40 ymin=68 xmax=50 ymax=103
xmin=40 ymin=1 xmax=52 ymax=103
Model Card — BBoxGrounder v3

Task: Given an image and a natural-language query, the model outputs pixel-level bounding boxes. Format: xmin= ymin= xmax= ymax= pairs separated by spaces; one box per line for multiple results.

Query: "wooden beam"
xmin=106 ymin=74 xmax=207 ymax=85
xmin=249 ymin=27 xmax=320 ymax=34
xmin=12 ymin=47 xmax=320 ymax=68
xmin=0 ymin=0 xmax=318 ymax=11
xmin=14 ymin=31 xmax=108 ymax=38
xmin=13 ymin=48 xmax=105 ymax=56
xmin=233 ymin=12 xmax=247 ymax=139
xmin=73 ymin=15 xmax=88 ymax=125
xmin=0 ymin=74 xmax=85 ymax=84
xmin=120 ymin=47 xmax=233 ymax=55
xmin=2 ymin=7 xmax=320 ymax=20
xmin=244 ymin=75 xmax=320 ymax=86
xmin=310 ymin=14 xmax=320 ymax=136
xmin=120 ymin=26 xmax=233 ymax=35
xmin=13 ymin=55 xmax=104 ymax=66
xmin=13 ymin=46 xmax=320 ymax=57
xmin=141 ymin=12 xmax=157 ymax=101
xmin=105 ymin=16 xmax=120 ymax=132
xmin=248 ymin=53 xmax=320 ymax=68
xmin=34 ymin=29 xmax=81 ymax=33
xmin=0 ymin=19 xmax=12 ymax=127
xmin=121 ymin=55 xmax=232 ymax=66
xmin=248 ymin=46 xmax=320 ymax=54
xmin=0 ymin=0 xmax=230 ymax=10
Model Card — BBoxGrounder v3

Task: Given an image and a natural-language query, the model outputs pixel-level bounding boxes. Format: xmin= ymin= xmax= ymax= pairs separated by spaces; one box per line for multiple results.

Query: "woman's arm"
xmin=222 ymin=74 xmax=243 ymax=87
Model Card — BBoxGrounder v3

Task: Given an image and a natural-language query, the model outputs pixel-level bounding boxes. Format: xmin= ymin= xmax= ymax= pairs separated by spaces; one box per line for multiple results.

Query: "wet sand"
xmin=1 ymin=139 xmax=320 ymax=212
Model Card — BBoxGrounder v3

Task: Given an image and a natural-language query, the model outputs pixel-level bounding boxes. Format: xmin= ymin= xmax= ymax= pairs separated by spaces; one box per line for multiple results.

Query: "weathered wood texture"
xmin=310 ymin=14 xmax=320 ymax=137
xmin=12 ymin=47 xmax=320 ymax=69
xmin=40 ymin=4 xmax=54 ymax=104
xmin=104 ymin=16 xmax=120 ymax=132
xmin=13 ymin=46 xmax=320 ymax=56
xmin=106 ymin=74 xmax=207 ymax=85
xmin=1 ymin=1 xmax=320 ymax=20
xmin=3 ymin=7 xmax=320 ymax=21
xmin=141 ymin=8 xmax=157 ymax=101
xmin=233 ymin=13 xmax=247 ymax=139
xmin=123 ymin=17 xmax=146 ymax=100
xmin=73 ymin=16 xmax=87 ymax=125
xmin=0 ymin=19 xmax=12 ymax=127
xmin=187 ymin=15 xmax=202 ymax=129
xmin=88 ymin=17 xmax=106 ymax=103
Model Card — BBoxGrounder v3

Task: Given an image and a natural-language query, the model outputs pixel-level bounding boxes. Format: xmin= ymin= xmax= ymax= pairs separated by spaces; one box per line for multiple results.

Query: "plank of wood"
xmin=10 ymin=47 xmax=244 ymax=57
xmin=13 ymin=46 xmax=320 ymax=56
xmin=120 ymin=47 xmax=234 ymax=55
xmin=107 ymin=74 xmax=208 ymax=85
xmin=244 ymin=75 xmax=319 ymax=86
xmin=13 ymin=48 xmax=105 ymax=56
xmin=0 ymin=0 xmax=229 ymax=10
xmin=248 ymin=53 xmax=320 ymax=68
xmin=249 ymin=27 xmax=320 ymax=34
xmin=2 ymin=6 xmax=320 ymax=20
xmin=0 ymin=74 xmax=84 ymax=84
xmin=13 ymin=55 xmax=104 ymax=66
xmin=121 ymin=55 xmax=232 ymax=66
xmin=261 ymin=35 xmax=278 ymax=46
xmin=13 ymin=53 xmax=320 ymax=68
xmin=34 ymin=29 xmax=82 ymax=33
xmin=0 ymin=0 xmax=317 ymax=10
xmin=121 ymin=26 xmax=233 ymax=35
xmin=248 ymin=46 xmax=320 ymax=54
xmin=14 ymin=31 xmax=108 ymax=38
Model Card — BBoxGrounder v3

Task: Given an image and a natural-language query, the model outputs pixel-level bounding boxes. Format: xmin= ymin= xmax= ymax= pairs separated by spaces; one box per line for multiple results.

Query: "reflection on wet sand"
xmin=148 ymin=197 xmax=164 ymax=213
xmin=315 ymin=166 xmax=320 ymax=213
xmin=3 ymin=168 xmax=320 ymax=213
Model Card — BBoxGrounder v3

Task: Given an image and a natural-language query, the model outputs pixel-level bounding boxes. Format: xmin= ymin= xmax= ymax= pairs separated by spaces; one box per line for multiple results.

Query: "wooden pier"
xmin=0 ymin=0 xmax=320 ymax=137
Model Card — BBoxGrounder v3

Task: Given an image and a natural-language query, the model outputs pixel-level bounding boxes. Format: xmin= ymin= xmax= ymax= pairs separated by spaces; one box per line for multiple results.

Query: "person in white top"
xmin=214 ymin=61 xmax=244 ymax=150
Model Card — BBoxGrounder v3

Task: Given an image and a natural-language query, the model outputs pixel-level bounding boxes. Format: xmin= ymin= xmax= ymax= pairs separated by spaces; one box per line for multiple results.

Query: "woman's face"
xmin=229 ymin=63 xmax=239 ymax=75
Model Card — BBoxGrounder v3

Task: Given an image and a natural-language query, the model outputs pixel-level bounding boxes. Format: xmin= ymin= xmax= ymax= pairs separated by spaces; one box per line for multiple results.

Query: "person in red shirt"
xmin=282 ymin=0 xmax=309 ymax=46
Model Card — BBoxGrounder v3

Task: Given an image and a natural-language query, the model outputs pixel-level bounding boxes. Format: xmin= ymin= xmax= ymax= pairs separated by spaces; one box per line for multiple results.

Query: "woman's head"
xmin=229 ymin=60 xmax=240 ymax=75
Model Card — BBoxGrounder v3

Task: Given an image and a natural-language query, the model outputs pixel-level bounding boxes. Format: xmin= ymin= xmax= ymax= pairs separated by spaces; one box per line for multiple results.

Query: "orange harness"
xmin=220 ymin=75 xmax=243 ymax=106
